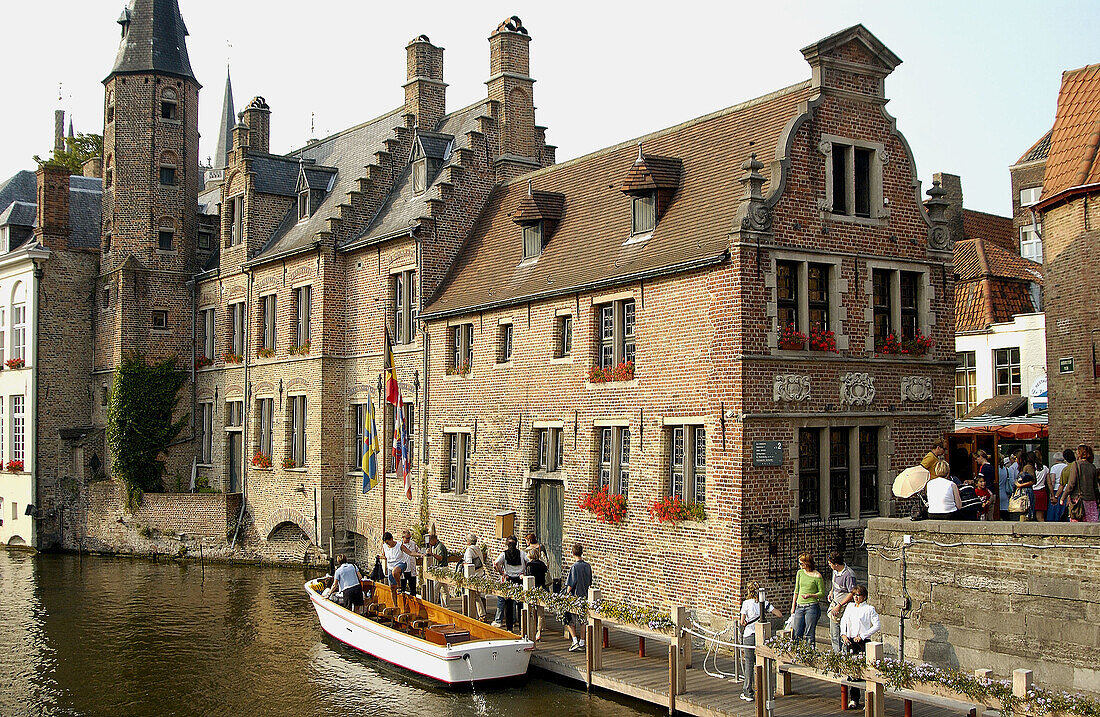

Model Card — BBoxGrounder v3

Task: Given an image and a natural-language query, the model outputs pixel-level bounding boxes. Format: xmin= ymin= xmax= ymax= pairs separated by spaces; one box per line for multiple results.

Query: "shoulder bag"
xmin=1008 ymin=487 xmax=1031 ymax=514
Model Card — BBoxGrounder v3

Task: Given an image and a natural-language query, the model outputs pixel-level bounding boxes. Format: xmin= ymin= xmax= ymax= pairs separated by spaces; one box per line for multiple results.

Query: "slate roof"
xmin=251 ymin=155 xmax=301 ymax=197
xmin=961 ymin=209 xmax=1015 ymax=253
xmin=1016 ymin=129 xmax=1052 ymax=165
xmin=0 ymin=171 xmax=37 ymax=214
xmin=1042 ymin=63 xmax=1100 ymax=200
xmin=213 ymin=68 xmax=235 ymax=170
xmin=954 ymin=237 xmax=1041 ymax=332
xmin=417 ymin=132 xmax=453 ymax=161
xmin=300 ymin=165 xmax=337 ymax=190
xmin=0 ymin=171 xmax=102 ymax=251
xmin=0 ymin=201 xmax=35 ymax=227
xmin=109 ymin=0 xmax=197 ymax=84
xmin=424 ymin=81 xmax=814 ymax=318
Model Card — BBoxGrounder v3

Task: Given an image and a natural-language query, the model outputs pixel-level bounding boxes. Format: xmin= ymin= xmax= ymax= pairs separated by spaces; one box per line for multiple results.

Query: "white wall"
xmin=955 ymin=312 xmax=1046 ymax=416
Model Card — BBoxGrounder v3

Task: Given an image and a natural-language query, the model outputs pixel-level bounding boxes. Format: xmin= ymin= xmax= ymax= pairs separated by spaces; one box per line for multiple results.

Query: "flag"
xmin=361 ymin=395 xmax=380 ymax=493
xmin=385 ymin=330 xmax=413 ymax=500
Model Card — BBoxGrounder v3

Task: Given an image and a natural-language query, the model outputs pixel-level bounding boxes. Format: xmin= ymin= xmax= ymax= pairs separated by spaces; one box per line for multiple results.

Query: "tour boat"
xmin=306 ymin=578 xmax=534 ymax=683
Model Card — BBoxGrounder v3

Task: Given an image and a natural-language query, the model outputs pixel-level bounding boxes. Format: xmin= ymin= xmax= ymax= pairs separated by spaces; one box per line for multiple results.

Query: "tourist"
xmin=973 ymin=474 xmax=994 ymax=520
xmin=462 ymin=533 xmax=487 ymax=619
xmin=526 ymin=547 xmax=548 ymax=641
xmin=331 ymin=554 xmax=365 ymax=613
xmin=1077 ymin=445 xmax=1098 ymax=522
xmin=490 ymin=537 xmax=511 ymax=626
xmin=1030 ymin=451 xmax=1048 ymax=522
xmin=790 ymin=553 xmax=825 ymax=647
xmin=564 ymin=543 xmax=593 ymax=652
xmin=921 ymin=440 xmax=946 ymax=473
xmin=1047 ymin=451 xmax=1069 ymax=522
xmin=1010 ymin=459 xmax=1036 ymax=521
xmin=493 ymin=536 xmax=528 ymax=632
xmin=400 ymin=529 xmax=419 ymax=596
xmin=839 ymin=586 xmax=881 ymax=710
xmin=956 ymin=477 xmax=982 ymax=520
xmin=826 ymin=553 xmax=856 ymax=654
xmin=424 ymin=533 xmax=450 ymax=606
xmin=381 ymin=532 xmax=421 ymax=604
xmin=926 ymin=460 xmax=962 ymax=519
xmin=998 ymin=456 xmax=1013 ymax=520
xmin=739 ymin=581 xmax=782 ymax=703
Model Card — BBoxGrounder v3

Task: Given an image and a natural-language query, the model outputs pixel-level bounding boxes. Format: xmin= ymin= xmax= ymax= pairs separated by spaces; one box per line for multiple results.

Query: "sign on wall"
xmin=752 ymin=440 xmax=784 ymax=467
xmin=1059 ymin=357 xmax=1075 ymax=374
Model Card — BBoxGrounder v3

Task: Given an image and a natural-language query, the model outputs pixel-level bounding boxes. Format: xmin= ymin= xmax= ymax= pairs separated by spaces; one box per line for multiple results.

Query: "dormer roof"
xmin=512 ymin=184 xmax=564 ymax=225
xmin=415 ymin=131 xmax=454 ymax=162
xmin=620 ymin=149 xmax=683 ymax=194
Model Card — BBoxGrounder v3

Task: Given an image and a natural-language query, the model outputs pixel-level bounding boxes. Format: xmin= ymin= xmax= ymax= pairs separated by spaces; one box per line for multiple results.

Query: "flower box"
xmin=288 ymin=341 xmax=311 ymax=356
xmin=257 ymin=347 xmax=275 ymax=359
xmin=5 ymin=358 xmax=25 ymax=369
xmin=778 ymin=324 xmax=807 ymax=351
xmin=447 ymin=362 xmax=470 ymax=377
xmin=224 ymin=353 xmax=243 ymax=365
xmin=251 ymin=452 xmax=272 ymax=468
xmin=578 ymin=486 xmax=628 ymax=524
xmin=281 ymin=458 xmax=297 ymax=469
xmin=195 ymin=355 xmax=213 ymax=368
xmin=5 ymin=459 xmax=24 ymax=473
xmin=588 ymin=361 xmax=634 ymax=383
xmin=648 ymin=495 xmax=706 ymax=523
xmin=809 ymin=324 xmax=837 ymax=352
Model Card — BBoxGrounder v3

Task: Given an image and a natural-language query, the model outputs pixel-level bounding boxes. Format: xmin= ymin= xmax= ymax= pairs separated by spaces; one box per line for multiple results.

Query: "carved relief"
xmin=741 ymin=204 xmax=773 ymax=233
xmin=927 ymin=225 xmax=952 ymax=251
xmin=254 ymin=381 xmax=274 ymax=397
xmin=840 ymin=372 xmax=875 ymax=406
xmin=773 ymin=374 xmax=811 ymax=403
xmin=901 ymin=376 xmax=933 ymax=402
xmin=287 ymin=378 xmax=309 ymax=393
xmin=287 ymin=265 xmax=317 ymax=285
xmin=224 ymin=283 xmax=246 ymax=300
xmin=225 ymin=385 xmax=243 ymax=398
xmin=817 ymin=140 xmax=833 ymax=155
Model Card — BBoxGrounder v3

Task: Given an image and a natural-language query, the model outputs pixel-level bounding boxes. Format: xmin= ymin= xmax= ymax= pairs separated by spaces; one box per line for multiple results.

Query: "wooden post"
xmin=672 ymin=605 xmax=688 ymax=694
xmin=639 ymin=636 xmax=646 ymax=657
xmin=588 ymin=587 xmax=603 ymax=671
xmin=841 ymin=684 xmax=849 ymax=710
xmin=755 ymin=664 xmax=765 ymax=717
xmin=755 ymin=620 xmax=781 ymax=704
xmin=603 ymin=626 xmax=609 ymax=648
xmin=865 ymin=642 xmax=885 ymax=717
xmin=522 ymin=575 xmax=537 ymax=642
xmin=863 ymin=689 xmax=874 ymax=717
xmin=585 ymin=623 xmax=594 ymax=691
xmin=903 ymin=699 xmax=912 ymax=717
xmin=462 ymin=563 xmax=475 ymax=618
xmin=668 ymin=636 xmax=676 ymax=716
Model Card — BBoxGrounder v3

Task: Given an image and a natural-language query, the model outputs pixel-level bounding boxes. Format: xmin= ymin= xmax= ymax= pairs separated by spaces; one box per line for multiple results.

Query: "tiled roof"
xmin=954 ymin=237 xmax=1042 ymax=283
xmin=0 ymin=171 xmax=37 ymax=215
xmin=963 ymin=394 xmax=1029 ymax=420
xmin=0 ymin=201 xmax=35 ymax=227
xmin=1015 ymin=129 xmax=1052 ymax=165
xmin=424 ymin=81 xmax=814 ymax=317
xmin=1042 ymin=63 xmax=1100 ymax=199
xmin=954 ymin=237 xmax=1041 ymax=332
xmin=961 ymin=209 xmax=1015 ymax=253
xmin=109 ymin=0 xmax=196 ymax=84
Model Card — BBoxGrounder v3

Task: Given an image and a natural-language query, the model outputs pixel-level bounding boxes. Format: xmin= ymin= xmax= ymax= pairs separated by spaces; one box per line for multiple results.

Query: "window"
xmin=498 ymin=323 xmax=513 ymax=363
xmin=899 ymin=271 xmax=919 ymax=340
xmin=354 ymin=404 xmax=368 ymax=471
xmin=829 ymin=142 xmax=877 ymax=218
xmin=522 ymin=223 xmax=543 ymax=260
xmin=807 ymin=263 xmax=830 ymax=332
xmin=228 ymin=195 xmax=243 ymax=246
xmin=159 ymin=165 xmax=176 ymax=187
xmin=393 ymin=271 xmax=415 ymax=345
xmin=776 ymin=261 xmax=798 ymax=331
xmin=1019 ymin=186 xmax=1041 ymax=207
xmin=670 ymin=425 xmax=706 ymax=505
xmin=1020 ymin=225 xmax=1042 ymax=262
xmin=450 ymin=324 xmax=473 ymax=373
xmin=158 ymin=220 xmax=174 ymax=251
xmin=597 ymin=426 xmax=631 ymax=496
xmin=412 ymin=157 xmax=428 ymax=194
xmin=955 ymin=351 xmax=977 ymax=419
xmin=0 ymin=408 xmax=4 ymax=462
xmin=295 ymin=286 xmax=312 ymax=346
xmin=872 ymin=269 xmax=891 ymax=346
xmin=200 ymin=402 xmax=213 ymax=464
xmin=105 ymin=155 xmax=113 ymax=189
xmin=201 ymin=309 xmax=215 ymax=360
xmin=871 ymin=267 xmax=927 ymax=349
xmin=230 ymin=303 xmax=245 ymax=356
xmin=106 ymin=91 xmax=114 ymax=124
xmin=152 ymin=310 xmax=168 ymax=330
xmin=858 ymin=427 xmax=879 ymax=516
xmin=226 ymin=401 xmax=243 ymax=428
xmin=161 ymin=88 xmax=178 ymax=120
xmin=101 ymin=383 xmax=109 ymax=407
xmin=1029 ymin=282 xmax=1042 ymax=313
xmin=535 ymin=427 xmax=563 ymax=472
xmin=256 ymin=398 xmax=273 ymax=458
xmin=12 ymin=298 xmax=26 ymax=361
xmin=597 ymin=299 xmax=636 ymax=369
xmin=400 ymin=401 xmax=415 ymax=442
xmin=12 ymin=395 xmax=24 ymax=462
xmin=631 ymin=193 xmax=656 ymax=235
xmin=557 ymin=315 xmax=572 ymax=358
xmin=289 ymin=395 xmax=306 ymax=467
xmin=260 ymin=294 xmax=275 ymax=350
xmin=446 ymin=432 xmax=471 ymax=493
xmin=995 ymin=347 xmax=1022 ymax=395
xmin=0 ymin=308 xmax=6 ymax=364
xmin=297 ymin=189 xmax=310 ymax=221
xmin=198 ymin=229 xmax=213 ymax=251
xmin=798 ymin=428 xmax=821 ymax=520
xmin=829 ymin=428 xmax=851 ymax=518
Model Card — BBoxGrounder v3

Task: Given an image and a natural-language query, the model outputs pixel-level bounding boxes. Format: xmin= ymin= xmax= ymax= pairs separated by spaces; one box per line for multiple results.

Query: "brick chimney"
xmin=404 ymin=35 xmax=446 ymax=130
xmin=487 ymin=16 xmax=538 ymax=178
xmin=35 ymin=164 xmax=71 ymax=249
xmin=83 ymin=156 xmax=103 ymax=179
xmin=932 ymin=172 xmax=965 ymax=244
xmin=54 ymin=109 xmax=65 ymax=154
xmin=241 ymin=97 xmax=271 ymax=155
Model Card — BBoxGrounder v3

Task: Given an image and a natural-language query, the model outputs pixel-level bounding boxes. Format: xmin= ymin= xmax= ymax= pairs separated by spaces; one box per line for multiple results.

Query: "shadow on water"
xmin=0 ymin=550 xmax=657 ymax=717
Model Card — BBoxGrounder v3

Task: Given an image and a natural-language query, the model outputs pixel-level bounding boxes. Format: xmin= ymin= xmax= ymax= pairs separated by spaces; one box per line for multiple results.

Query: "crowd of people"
xmin=921 ymin=440 xmax=1099 ymax=522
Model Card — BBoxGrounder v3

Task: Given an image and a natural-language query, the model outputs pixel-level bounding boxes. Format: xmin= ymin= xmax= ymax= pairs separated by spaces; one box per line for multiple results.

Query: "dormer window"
xmin=522 ymin=222 xmax=543 ymax=260
xmin=631 ymin=193 xmax=656 ymax=235
xmin=298 ymin=189 xmax=310 ymax=221
xmin=412 ymin=157 xmax=428 ymax=194
xmin=161 ymin=88 xmax=178 ymax=121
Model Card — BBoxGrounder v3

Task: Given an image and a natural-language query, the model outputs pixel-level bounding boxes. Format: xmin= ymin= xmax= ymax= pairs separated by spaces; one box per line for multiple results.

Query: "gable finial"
xmin=527 ymin=179 xmax=532 ymax=196
xmin=635 ymin=142 xmax=644 ymax=165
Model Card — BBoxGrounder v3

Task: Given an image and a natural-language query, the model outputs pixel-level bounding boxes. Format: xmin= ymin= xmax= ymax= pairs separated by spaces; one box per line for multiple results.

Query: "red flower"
xmin=588 ymin=362 xmax=634 ymax=383
xmin=578 ymin=486 xmax=628 ymax=523
xmin=251 ymin=452 xmax=272 ymax=468
xmin=778 ymin=324 xmax=807 ymax=350
xmin=647 ymin=495 xmax=706 ymax=523
xmin=809 ymin=323 xmax=837 ymax=352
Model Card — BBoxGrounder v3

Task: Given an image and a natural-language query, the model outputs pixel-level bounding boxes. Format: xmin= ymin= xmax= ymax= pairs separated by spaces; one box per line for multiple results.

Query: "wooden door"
xmin=535 ymin=481 xmax=564 ymax=583
xmin=228 ymin=432 xmax=242 ymax=493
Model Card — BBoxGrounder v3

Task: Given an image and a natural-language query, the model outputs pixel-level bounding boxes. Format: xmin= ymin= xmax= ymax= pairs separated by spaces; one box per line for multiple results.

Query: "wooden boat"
xmin=306 ymin=577 xmax=534 ymax=683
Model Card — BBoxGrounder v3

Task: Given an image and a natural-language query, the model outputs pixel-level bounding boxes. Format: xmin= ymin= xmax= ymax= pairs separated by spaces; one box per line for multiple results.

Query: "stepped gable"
xmin=109 ymin=0 xmax=196 ymax=84
xmin=346 ymin=101 xmax=485 ymax=248
xmin=1016 ymin=129 xmax=1052 ymax=165
xmin=424 ymin=81 xmax=813 ymax=316
xmin=1041 ymin=63 xmax=1100 ymax=200
xmin=954 ymin=237 xmax=1042 ymax=332
xmin=249 ymin=107 xmax=405 ymax=263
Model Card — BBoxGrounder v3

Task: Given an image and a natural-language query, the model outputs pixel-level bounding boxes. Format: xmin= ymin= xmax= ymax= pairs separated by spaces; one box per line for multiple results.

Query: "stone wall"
xmin=865 ymin=518 xmax=1100 ymax=696
xmin=84 ymin=482 xmax=242 ymax=544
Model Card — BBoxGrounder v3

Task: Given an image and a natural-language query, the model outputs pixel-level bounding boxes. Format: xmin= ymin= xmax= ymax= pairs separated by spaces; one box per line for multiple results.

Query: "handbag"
xmin=1008 ymin=488 xmax=1031 ymax=513
xmin=1069 ymin=496 xmax=1086 ymax=521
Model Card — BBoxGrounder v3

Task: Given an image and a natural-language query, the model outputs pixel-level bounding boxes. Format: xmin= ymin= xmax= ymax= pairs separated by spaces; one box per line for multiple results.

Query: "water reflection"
xmin=0 ymin=551 xmax=655 ymax=717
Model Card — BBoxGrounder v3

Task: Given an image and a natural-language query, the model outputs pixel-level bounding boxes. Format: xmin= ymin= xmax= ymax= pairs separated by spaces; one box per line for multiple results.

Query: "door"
xmin=228 ymin=432 xmax=242 ymax=493
xmin=535 ymin=480 xmax=564 ymax=584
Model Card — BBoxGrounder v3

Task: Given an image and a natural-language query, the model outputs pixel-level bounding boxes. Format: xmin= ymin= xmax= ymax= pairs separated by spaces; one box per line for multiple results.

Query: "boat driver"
xmin=382 ymin=532 xmax=423 ymax=603
xmin=332 ymin=554 xmax=365 ymax=613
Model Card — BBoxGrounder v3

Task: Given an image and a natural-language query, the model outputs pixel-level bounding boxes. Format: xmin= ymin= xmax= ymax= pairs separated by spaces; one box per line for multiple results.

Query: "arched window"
xmin=157 ymin=218 xmax=174 ymax=252
xmin=105 ymin=154 xmax=113 ymax=189
xmin=106 ymin=89 xmax=115 ymax=124
xmin=11 ymin=281 xmax=26 ymax=362
xmin=159 ymin=151 xmax=178 ymax=186
xmin=161 ymin=88 xmax=178 ymax=121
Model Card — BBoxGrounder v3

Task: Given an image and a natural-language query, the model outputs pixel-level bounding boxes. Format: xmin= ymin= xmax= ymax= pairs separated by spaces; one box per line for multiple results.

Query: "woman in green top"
xmin=790 ymin=552 xmax=826 ymax=647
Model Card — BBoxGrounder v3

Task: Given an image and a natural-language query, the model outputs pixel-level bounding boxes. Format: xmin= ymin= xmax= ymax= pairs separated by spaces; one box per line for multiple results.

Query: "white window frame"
xmin=669 ymin=424 xmax=706 ymax=505
xmin=597 ymin=425 xmax=630 ymax=496
xmin=557 ymin=314 xmax=572 ymax=358
xmin=295 ymin=285 xmax=312 ymax=346
xmin=12 ymin=395 xmax=24 ymax=462
xmin=200 ymin=402 xmax=213 ymax=464
xmin=1019 ymin=186 xmax=1041 ymax=207
xmin=228 ymin=195 xmax=243 ymax=246
xmin=256 ymin=397 xmax=273 ymax=458
xmin=445 ymin=430 xmax=472 ymax=494
xmin=450 ymin=324 xmax=473 ymax=373
xmin=12 ymin=301 xmax=26 ymax=361
xmin=631 ymin=193 xmax=656 ymax=235
xmin=152 ymin=310 xmax=168 ymax=331
xmin=821 ymin=135 xmax=884 ymax=221
xmin=498 ymin=322 xmax=514 ymax=364
xmin=201 ymin=308 xmax=215 ymax=360
xmin=535 ymin=427 xmax=563 ymax=472
xmin=1020 ymin=225 xmax=1042 ymax=263
xmin=393 ymin=271 xmax=415 ymax=345
xmin=230 ymin=302 xmax=245 ymax=356
xmin=260 ymin=294 xmax=276 ymax=351
xmin=596 ymin=299 xmax=636 ymax=369
xmin=288 ymin=395 xmax=307 ymax=467
xmin=522 ymin=223 xmax=543 ymax=260
xmin=955 ymin=351 xmax=977 ymax=419
xmin=994 ymin=347 xmax=1022 ymax=396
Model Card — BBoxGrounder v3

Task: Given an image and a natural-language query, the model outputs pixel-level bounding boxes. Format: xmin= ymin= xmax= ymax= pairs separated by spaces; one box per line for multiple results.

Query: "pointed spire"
xmin=213 ymin=64 xmax=235 ymax=170
xmin=108 ymin=0 xmax=198 ymax=86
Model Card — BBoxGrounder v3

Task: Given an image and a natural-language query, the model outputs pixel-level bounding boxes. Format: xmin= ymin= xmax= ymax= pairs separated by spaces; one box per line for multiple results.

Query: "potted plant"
xmin=578 ymin=486 xmax=628 ymax=524
xmin=251 ymin=452 xmax=272 ymax=468
xmin=588 ymin=361 xmax=635 ymax=383
xmin=778 ymin=324 xmax=807 ymax=351
xmin=257 ymin=347 xmax=275 ymax=359
xmin=875 ymin=333 xmax=901 ymax=355
xmin=195 ymin=355 xmax=213 ymax=368
xmin=281 ymin=457 xmax=297 ymax=469
xmin=289 ymin=341 xmax=311 ymax=356
xmin=5 ymin=459 xmax=24 ymax=473
xmin=809 ymin=323 xmax=837 ymax=352
xmin=5 ymin=357 xmax=25 ymax=369
xmin=901 ymin=332 xmax=934 ymax=356
xmin=648 ymin=495 xmax=706 ymax=523
xmin=447 ymin=361 xmax=470 ymax=377
xmin=224 ymin=352 xmax=243 ymax=365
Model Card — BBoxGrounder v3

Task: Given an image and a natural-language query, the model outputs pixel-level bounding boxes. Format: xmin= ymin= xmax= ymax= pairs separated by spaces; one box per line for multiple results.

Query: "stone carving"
xmin=901 ymin=376 xmax=933 ymax=402
xmin=773 ymin=374 xmax=811 ymax=403
xmin=927 ymin=225 xmax=952 ymax=251
xmin=840 ymin=372 xmax=875 ymax=406
xmin=741 ymin=203 xmax=772 ymax=233
xmin=817 ymin=140 xmax=832 ymax=155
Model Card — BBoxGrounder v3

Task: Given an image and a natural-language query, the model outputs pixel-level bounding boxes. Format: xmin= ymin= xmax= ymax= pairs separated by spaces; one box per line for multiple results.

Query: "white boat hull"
xmin=306 ymin=582 xmax=533 ymax=684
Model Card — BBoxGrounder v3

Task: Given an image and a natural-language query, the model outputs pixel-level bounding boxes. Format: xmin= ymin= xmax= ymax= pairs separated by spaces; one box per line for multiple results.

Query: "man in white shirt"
xmin=839 ymin=585 xmax=880 ymax=709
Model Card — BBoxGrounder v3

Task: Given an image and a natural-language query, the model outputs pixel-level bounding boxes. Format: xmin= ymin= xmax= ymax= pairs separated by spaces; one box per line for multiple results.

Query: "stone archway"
xmin=8 ymin=535 xmax=27 ymax=547
xmin=262 ymin=508 xmax=317 ymax=545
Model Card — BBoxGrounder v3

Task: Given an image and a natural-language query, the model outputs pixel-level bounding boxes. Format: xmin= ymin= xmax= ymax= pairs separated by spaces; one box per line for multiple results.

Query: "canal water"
xmin=0 ymin=550 xmax=656 ymax=717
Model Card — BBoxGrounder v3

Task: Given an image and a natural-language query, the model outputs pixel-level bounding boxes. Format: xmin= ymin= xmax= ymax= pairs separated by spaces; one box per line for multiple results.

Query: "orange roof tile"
xmin=1042 ymin=63 xmax=1100 ymax=200
xmin=954 ymin=237 xmax=1042 ymax=332
xmin=954 ymin=237 xmax=1042 ymax=283
xmin=961 ymin=209 xmax=1015 ymax=253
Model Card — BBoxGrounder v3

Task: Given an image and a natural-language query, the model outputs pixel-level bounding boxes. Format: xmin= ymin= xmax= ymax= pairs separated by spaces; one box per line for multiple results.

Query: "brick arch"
xmin=286 ymin=378 xmax=308 ymax=393
xmin=263 ymin=508 xmax=317 ymax=545
xmin=7 ymin=534 xmax=27 ymax=546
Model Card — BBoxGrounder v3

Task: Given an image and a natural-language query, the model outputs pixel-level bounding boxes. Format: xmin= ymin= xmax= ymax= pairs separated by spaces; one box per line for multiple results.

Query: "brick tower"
xmin=98 ymin=0 xmax=200 ymax=368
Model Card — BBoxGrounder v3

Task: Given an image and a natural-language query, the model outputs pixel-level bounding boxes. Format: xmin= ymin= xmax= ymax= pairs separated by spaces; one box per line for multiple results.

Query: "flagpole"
xmin=379 ymin=370 xmax=386 ymax=540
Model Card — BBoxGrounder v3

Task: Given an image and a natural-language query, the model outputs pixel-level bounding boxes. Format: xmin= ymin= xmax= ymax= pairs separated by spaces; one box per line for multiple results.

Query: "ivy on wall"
xmin=105 ymin=354 xmax=188 ymax=511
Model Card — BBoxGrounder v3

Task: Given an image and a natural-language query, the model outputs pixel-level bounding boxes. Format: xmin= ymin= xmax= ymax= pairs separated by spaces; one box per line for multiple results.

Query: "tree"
xmin=33 ymin=132 xmax=103 ymax=175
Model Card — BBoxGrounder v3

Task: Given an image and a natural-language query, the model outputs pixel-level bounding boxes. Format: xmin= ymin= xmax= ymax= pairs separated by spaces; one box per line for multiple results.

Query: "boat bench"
xmin=424 ymin=623 xmax=472 ymax=646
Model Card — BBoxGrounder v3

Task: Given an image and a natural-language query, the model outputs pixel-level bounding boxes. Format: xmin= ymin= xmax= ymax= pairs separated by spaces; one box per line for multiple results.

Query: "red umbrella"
xmin=995 ymin=423 xmax=1046 ymax=440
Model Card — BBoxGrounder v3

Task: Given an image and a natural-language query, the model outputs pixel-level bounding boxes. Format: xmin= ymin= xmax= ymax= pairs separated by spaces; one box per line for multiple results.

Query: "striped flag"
xmin=385 ymin=331 xmax=413 ymax=500
xmin=361 ymin=395 xmax=380 ymax=493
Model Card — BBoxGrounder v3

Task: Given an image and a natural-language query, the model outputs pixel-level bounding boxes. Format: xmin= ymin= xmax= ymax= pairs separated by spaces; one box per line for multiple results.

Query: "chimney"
xmin=487 ymin=16 xmax=537 ymax=171
xmin=83 ymin=156 xmax=103 ymax=179
xmin=404 ymin=35 xmax=446 ymax=130
xmin=932 ymin=172 xmax=965 ymax=243
xmin=35 ymin=165 xmax=71 ymax=248
xmin=241 ymin=97 xmax=271 ymax=155
xmin=54 ymin=109 xmax=65 ymax=154
xmin=232 ymin=112 xmax=250 ymax=156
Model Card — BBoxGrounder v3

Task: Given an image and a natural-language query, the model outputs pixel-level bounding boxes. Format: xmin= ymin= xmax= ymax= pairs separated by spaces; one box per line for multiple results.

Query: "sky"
xmin=1 ymin=1 xmax=1097 ymax=216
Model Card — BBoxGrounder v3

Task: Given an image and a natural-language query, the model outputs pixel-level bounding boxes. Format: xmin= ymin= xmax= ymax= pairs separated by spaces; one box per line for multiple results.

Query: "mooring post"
xmin=1012 ymin=669 xmax=1033 ymax=715
xmin=587 ymin=587 xmax=603 ymax=670
xmin=667 ymin=635 xmax=676 ymax=716
xmin=865 ymin=641 xmax=885 ymax=717
xmin=755 ymin=664 xmax=765 ymax=717
xmin=521 ymin=575 xmax=537 ymax=642
xmin=585 ymin=623 xmax=594 ymax=691
xmin=462 ymin=562 xmax=475 ymax=618
xmin=672 ymin=605 xmax=688 ymax=693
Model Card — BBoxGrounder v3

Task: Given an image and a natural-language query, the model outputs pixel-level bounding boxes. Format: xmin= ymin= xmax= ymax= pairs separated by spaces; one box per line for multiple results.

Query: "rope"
xmin=684 ymin=621 xmax=755 ymax=681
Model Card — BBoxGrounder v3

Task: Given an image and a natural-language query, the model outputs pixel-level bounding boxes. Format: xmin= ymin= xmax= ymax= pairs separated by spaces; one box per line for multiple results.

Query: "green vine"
xmin=106 ymin=353 xmax=188 ymax=510
xmin=764 ymin=634 xmax=867 ymax=680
